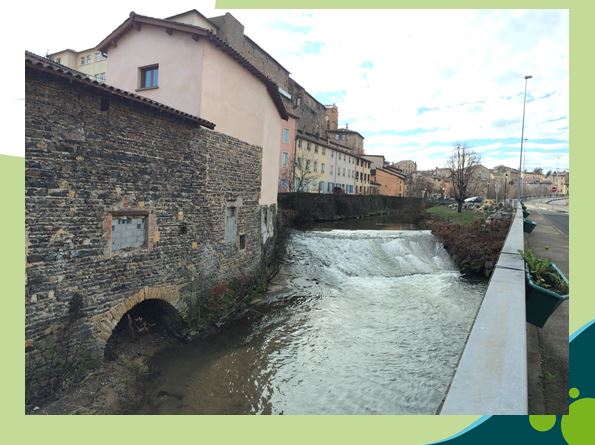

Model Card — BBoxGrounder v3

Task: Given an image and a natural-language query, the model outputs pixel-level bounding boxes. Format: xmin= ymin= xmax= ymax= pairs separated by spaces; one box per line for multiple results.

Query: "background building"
xmin=47 ymin=47 xmax=107 ymax=81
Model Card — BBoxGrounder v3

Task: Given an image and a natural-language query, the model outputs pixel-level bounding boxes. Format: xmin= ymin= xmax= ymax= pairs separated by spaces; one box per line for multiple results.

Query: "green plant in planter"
xmin=519 ymin=249 xmax=568 ymax=294
xmin=519 ymin=249 xmax=569 ymax=327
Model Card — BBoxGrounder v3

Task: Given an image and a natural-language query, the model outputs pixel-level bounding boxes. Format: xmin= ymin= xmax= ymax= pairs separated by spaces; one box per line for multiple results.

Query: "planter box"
xmin=525 ymin=262 xmax=569 ymax=328
xmin=523 ymin=209 xmax=530 ymax=218
xmin=523 ymin=218 xmax=536 ymax=233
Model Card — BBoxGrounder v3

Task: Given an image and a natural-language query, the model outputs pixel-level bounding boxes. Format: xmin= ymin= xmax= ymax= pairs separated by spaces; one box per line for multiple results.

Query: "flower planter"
xmin=525 ymin=262 xmax=569 ymax=328
xmin=523 ymin=218 xmax=536 ymax=233
xmin=523 ymin=209 xmax=530 ymax=218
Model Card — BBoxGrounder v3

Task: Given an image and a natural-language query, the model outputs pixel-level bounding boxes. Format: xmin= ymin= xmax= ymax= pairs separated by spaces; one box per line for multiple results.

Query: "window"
xmin=298 ymin=139 xmax=302 ymax=148
xmin=331 ymin=151 xmax=334 ymax=158
xmin=321 ymin=163 xmax=325 ymax=174
xmin=343 ymin=168 xmax=346 ymax=176
xmin=85 ymin=55 xmax=92 ymax=64
xmin=306 ymin=159 xmax=311 ymax=170
xmin=95 ymin=52 xmax=103 ymax=62
xmin=111 ymin=214 xmax=147 ymax=251
xmin=139 ymin=65 xmax=159 ymax=89
xmin=282 ymin=128 xmax=290 ymax=144
xmin=80 ymin=57 xmax=86 ymax=65
xmin=95 ymin=73 xmax=106 ymax=82
xmin=314 ymin=161 xmax=318 ymax=172
xmin=224 ymin=206 xmax=237 ymax=243
xmin=239 ymin=234 xmax=246 ymax=250
xmin=330 ymin=165 xmax=334 ymax=175
xmin=281 ymin=152 xmax=289 ymax=167
xmin=56 ymin=57 xmax=61 ymax=64
xmin=307 ymin=142 xmax=311 ymax=151
xmin=296 ymin=97 xmax=302 ymax=106
xmin=314 ymin=145 xmax=318 ymax=153
xmin=322 ymin=147 xmax=326 ymax=155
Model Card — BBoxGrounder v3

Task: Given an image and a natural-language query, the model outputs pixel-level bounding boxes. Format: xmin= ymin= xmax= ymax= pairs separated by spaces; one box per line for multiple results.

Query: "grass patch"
xmin=425 ymin=205 xmax=484 ymax=225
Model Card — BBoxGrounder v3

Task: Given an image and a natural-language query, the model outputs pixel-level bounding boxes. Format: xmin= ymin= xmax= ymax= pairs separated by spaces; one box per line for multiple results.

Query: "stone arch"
xmin=91 ymin=284 xmax=185 ymax=347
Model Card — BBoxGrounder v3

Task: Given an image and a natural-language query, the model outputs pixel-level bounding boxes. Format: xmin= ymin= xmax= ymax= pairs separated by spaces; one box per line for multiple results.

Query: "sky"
xmin=5 ymin=1 xmax=569 ymax=172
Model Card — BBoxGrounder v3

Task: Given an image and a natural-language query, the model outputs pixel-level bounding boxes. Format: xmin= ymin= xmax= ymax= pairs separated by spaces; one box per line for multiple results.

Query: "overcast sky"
xmin=7 ymin=1 xmax=569 ymax=172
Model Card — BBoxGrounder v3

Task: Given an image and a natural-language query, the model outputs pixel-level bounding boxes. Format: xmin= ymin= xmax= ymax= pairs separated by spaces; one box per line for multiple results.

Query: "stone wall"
xmin=25 ymin=67 xmax=265 ymax=395
xmin=288 ymin=79 xmax=327 ymax=136
xmin=210 ymin=13 xmax=290 ymax=91
xmin=278 ymin=193 xmax=426 ymax=226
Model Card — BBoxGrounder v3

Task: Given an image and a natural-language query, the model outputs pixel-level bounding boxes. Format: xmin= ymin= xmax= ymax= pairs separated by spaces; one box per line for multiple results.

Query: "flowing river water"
xmin=132 ymin=221 xmax=486 ymax=414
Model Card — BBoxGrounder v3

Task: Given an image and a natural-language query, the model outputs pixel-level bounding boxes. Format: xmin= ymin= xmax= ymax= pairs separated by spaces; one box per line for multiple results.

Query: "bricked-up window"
xmin=112 ymin=214 xmax=147 ymax=251
xmin=139 ymin=65 xmax=159 ymax=89
xmin=224 ymin=206 xmax=237 ymax=243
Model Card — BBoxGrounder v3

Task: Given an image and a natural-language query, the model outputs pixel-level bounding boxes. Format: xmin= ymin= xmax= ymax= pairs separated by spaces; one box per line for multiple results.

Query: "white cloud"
xmin=235 ymin=9 xmax=569 ymax=171
xmin=8 ymin=4 xmax=568 ymax=170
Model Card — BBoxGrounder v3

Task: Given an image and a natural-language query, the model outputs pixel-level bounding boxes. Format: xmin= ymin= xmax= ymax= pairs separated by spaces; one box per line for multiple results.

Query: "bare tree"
xmin=447 ymin=143 xmax=481 ymax=213
xmin=290 ymin=152 xmax=319 ymax=192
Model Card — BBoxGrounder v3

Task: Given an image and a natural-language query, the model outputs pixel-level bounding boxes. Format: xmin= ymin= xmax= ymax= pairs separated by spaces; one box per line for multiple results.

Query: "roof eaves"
xmin=98 ymin=13 xmax=288 ymax=120
xmin=25 ymin=51 xmax=215 ymax=130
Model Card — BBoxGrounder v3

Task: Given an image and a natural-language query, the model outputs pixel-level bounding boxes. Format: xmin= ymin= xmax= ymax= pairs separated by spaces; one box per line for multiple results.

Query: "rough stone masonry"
xmin=25 ymin=56 xmax=270 ymax=396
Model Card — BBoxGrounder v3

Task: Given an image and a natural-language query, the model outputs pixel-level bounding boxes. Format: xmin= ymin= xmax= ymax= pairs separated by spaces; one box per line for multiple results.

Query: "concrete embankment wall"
xmin=441 ymin=203 xmax=527 ymax=414
xmin=278 ymin=193 xmax=426 ymax=225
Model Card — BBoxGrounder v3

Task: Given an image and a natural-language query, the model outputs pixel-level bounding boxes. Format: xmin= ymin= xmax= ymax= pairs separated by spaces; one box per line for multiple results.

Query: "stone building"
xmin=25 ymin=52 xmax=271 ymax=397
xmin=288 ymin=78 xmax=328 ymax=137
xmin=325 ymin=105 xmax=339 ymax=131
xmin=393 ymin=160 xmax=417 ymax=175
xmin=327 ymin=126 xmax=365 ymax=155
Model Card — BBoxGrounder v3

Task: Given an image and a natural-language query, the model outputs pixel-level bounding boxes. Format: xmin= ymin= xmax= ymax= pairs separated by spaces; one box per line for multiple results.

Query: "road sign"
xmin=551 ymin=186 xmax=558 ymax=193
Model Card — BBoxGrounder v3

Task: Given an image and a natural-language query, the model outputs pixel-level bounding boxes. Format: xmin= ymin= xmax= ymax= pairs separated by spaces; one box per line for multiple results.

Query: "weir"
xmin=133 ymin=228 xmax=487 ymax=414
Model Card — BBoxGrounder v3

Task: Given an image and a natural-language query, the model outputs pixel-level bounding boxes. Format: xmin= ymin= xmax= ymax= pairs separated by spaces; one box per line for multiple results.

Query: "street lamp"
xmin=504 ymin=173 xmax=509 ymax=204
xmin=518 ymin=75 xmax=532 ymax=201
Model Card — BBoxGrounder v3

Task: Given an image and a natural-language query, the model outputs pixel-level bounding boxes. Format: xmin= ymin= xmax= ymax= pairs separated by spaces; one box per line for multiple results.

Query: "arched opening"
xmin=104 ymin=299 xmax=186 ymax=361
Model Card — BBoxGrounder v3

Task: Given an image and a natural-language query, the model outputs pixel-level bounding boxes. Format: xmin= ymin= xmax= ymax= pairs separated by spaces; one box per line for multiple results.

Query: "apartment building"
xmin=47 ymin=47 xmax=107 ymax=82
xmin=294 ymin=134 xmax=362 ymax=194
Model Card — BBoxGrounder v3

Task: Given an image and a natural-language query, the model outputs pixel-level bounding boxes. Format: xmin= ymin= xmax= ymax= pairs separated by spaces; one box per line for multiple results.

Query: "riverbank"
xmin=421 ymin=206 xmax=512 ymax=277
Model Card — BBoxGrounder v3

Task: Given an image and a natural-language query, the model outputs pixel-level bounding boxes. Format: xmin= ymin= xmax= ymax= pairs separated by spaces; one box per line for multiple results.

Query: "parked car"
xmin=464 ymin=196 xmax=484 ymax=203
xmin=332 ymin=187 xmax=345 ymax=195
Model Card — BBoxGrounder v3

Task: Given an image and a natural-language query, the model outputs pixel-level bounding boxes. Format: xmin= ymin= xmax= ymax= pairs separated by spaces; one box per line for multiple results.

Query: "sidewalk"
xmin=524 ymin=200 xmax=569 ymax=414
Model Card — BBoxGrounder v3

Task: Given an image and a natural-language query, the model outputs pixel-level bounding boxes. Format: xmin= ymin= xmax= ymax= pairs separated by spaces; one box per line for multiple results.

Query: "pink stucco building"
xmin=97 ymin=12 xmax=289 ymax=208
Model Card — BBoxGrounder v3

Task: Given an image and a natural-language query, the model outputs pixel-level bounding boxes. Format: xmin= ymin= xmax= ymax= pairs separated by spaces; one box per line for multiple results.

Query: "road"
xmin=524 ymin=197 xmax=569 ymax=414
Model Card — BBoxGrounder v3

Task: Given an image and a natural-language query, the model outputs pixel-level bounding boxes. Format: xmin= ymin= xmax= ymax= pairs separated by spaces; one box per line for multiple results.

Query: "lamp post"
xmin=504 ymin=173 xmax=509 ymax=204
xmin=518 ymin=75 xmax=532 ymax=201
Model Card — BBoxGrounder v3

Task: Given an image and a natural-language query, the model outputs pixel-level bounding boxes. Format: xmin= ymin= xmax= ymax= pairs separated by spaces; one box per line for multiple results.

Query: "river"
xmin=132 ymin=220 xmax=486 ymax=414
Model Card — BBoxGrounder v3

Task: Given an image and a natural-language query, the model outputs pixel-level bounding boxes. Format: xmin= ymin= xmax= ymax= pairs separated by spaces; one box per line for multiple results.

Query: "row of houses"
xmin=409 ymin=164 xmax=569 ymax=200
xmin=47 ymin=9 xmax=414 ymax=200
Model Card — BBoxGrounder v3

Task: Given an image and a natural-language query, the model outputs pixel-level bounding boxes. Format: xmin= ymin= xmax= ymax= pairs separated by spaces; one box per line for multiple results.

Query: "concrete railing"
xmin=440 ymin=203 xmax=527 ymax=414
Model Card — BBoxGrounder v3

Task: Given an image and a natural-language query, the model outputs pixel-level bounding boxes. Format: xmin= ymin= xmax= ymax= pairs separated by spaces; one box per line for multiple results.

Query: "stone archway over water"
xmin=91 ymin=284 xmax=185 ymax=356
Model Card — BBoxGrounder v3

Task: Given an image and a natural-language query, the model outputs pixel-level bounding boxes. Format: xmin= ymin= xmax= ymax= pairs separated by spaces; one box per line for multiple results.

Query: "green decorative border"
xmin=4 ymin=0 xmax=591 ymax=443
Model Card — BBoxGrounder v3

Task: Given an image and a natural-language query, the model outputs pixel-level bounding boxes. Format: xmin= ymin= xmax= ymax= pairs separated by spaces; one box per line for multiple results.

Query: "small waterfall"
xmin=134 ymin=229 xmax=486 ymax=415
